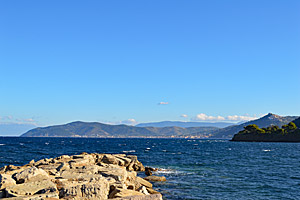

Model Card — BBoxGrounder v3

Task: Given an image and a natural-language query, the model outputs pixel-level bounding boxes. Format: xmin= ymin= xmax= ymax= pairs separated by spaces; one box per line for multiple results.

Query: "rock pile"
xmin=0 ymin=153 xmax=164 ymax=200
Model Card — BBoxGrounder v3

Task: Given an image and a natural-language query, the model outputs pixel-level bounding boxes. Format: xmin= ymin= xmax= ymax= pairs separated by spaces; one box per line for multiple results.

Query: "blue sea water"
xmin=1 ymin=137 xmax=300 ymax=200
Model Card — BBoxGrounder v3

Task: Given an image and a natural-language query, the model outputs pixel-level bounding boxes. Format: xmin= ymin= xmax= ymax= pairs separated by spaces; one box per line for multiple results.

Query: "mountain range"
xmin=21 ymin=122 xmax=218 ymax=138
xmin=20 ymin=113 xmax=299 ymax=138
xmin=136 ymin=121 xmax=235 ymax=128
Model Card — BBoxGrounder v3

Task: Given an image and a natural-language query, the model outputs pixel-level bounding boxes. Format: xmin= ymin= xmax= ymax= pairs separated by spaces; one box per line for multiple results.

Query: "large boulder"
xmin=135 ymin=177 xmax=152 ymax=189
xmin=58 ymin=177 xmax=109 ymax=199
xmin=5 ymin=180 xmax=57 ymax=197
xmin=13 ymin=167 xmax=49 ymax=183
xmin=144 ymin=176 xmax=166 ymax=182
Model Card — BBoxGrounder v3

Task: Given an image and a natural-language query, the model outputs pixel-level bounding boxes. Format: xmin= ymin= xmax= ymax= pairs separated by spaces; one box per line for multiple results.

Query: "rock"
xmin=102 ymin=154 xmax=125 ymax=166
xmin=126 ymin=156 xmax=145 ymax=172
xmin=98 ymin=165 xmax=128 ymax=183
xmin=0 ymin=165 xmax=20 ymax=174
xmin=135 ymin=177 xmax=152 ymax=188
xmin=5 ymin=180 xmax=57 ymax=197
xmin=0 ymin=153 xmax=162 ymax=199
xmin=113 ymin=194 xmax=163 ymax=200
xmin=3 ymin=192 xmax=59 ymax=200
xmin=138 ymin=186 xmax=150 ymax=195
xmin=56 ymin=162 xmax=70 ymax=172
xmin=58 ymin=177 xmax=109 ymax=199
xmin=145 ymin=169 xmax=152 ymax=176
xmin=0 ymin=189 xmax=5 ymax=198
xmin=109 ymin=188 xmax=144 ymax=198
xmin=0 ymin=174 xmax=16 ymax=189
xmin=13 ymin=167 xmax=49 ymax=183
xmin=145 ymin=167 xmax=157 ymax=171
xmin=146 ymin=188 xmax=160 ymax=194
xmin=144 ymin=176 xmax=166 ymax=182
xmin=29 ymin=160 xmax=35 ymax=165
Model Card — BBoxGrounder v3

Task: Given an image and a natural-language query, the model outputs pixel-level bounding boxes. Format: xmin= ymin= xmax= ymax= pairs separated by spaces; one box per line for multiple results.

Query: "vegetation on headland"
xmin=231 ymin=117 xmax=300 ymax=142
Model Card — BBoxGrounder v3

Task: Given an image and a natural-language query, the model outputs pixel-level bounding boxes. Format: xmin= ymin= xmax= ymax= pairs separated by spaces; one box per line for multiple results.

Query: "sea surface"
xmin=1 ymin=137 xmax=300 ymax=200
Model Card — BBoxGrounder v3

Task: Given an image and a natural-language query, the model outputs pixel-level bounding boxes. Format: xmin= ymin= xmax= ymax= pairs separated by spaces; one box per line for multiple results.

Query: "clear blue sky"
xmin=0 ymin=0 xmax=299 ymax=126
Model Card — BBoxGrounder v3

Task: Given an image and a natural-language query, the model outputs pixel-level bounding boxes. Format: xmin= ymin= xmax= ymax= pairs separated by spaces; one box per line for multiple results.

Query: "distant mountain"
xmin=0 ymin=123 xmax=37 ymax=136
xmin=210 ymin=113 xmax=299 ymax=139
xmin=136 ymin=121 xmax=235 ymax=128
xmin=21 ymin=121 xmax=219 ymax=138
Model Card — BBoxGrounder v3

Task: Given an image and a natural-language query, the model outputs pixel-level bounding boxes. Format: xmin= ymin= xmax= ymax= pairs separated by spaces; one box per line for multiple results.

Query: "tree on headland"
xmin=282 ymin=122 xmax=297 ymax=130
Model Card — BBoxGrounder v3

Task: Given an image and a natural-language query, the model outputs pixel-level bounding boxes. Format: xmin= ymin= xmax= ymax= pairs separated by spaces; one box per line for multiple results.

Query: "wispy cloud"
xmin=180 ymin=114 xmax=188 ymax=118
xmin=192 ymin=113 xmax=258 ymax=122
xmin=158 ymin=102 xmax=169 ymax=105
xmin=0 ymin=115 xmax=38 ymax=125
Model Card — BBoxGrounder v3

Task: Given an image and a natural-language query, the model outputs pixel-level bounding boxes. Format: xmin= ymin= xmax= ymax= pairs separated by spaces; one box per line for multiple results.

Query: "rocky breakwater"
xmin=0 ymin=153 xmax=164 ymax=200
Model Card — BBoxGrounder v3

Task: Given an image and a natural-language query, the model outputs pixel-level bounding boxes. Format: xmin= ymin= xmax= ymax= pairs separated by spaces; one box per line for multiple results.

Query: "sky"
xmin=0 ymin=0 xmax=299 ymax=127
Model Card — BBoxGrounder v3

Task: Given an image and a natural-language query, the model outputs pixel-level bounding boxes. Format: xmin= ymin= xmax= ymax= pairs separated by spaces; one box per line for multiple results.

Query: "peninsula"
xmin=231 ymin=117 xmax=300 ymax=142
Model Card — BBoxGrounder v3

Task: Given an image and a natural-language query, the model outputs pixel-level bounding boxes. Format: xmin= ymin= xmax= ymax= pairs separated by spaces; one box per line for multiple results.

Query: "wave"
xmin=0 ymin=144 xmax=5 ymax=146
xmin=122 ymin=150 xmax=136 ymax=153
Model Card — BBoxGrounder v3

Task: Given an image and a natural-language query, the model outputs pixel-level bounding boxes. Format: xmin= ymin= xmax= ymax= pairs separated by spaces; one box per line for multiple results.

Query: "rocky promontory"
xmin=0 ymin=153 xmax=164 ymax=200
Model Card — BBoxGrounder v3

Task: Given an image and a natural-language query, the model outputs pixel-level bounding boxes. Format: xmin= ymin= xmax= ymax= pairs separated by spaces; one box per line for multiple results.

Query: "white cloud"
xmin=226 ymin=115 xmax=257 ymax=121
xmin=180 ymin=114 xmax=188 ymax=118
xmin=192 ymin=113 xmax=258 ymax=122
xmin=193 ymin=113 xmax=225 ymax=121
xmin=158 ymin=102 xmax=169 ymax=105
xmin=120 ymin=119 xmax=138 ymax=125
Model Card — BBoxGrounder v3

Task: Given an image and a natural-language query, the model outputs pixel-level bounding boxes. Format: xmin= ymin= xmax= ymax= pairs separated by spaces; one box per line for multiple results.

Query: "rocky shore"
xmin=0 ymin=153 xmax=165 ymax=200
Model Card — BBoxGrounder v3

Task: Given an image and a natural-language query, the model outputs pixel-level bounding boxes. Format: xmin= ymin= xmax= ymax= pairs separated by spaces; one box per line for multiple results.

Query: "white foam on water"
xmin=263 ymin=149 xmax=271 ymax=152
xmin=122 ymin=150 xmax=136 ymax=153
xmin=162 ymin=150 xmax=167 ymax=152
xmin=146 ymin=147 xmax=151 ymax=150
xmin=0 ymin=144 xmax=5 ymax=146
xmin=19 ymin=143 xmax=24 ymax=145
xmin=45 ymin=142 xmax=49 ymax=145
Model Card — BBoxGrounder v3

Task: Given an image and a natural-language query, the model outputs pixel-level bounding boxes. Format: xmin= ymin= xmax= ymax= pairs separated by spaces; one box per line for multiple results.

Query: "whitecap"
xmin=122 ymin=150 xmax=136 ymax=153
xmin=162 ymin=150 xmax=167 ymax=152
xmin=146 ymin=147 xmax=151 ymax=150
xmin=45 ymin=142 xmax=49 ymax=145
xmin=19 ymin=143 xmax=24 ymax=145
xmin=263 ymin=149 xmax=271 ymax=152
xmin=0 ymin=144 xmax=5 ymax=146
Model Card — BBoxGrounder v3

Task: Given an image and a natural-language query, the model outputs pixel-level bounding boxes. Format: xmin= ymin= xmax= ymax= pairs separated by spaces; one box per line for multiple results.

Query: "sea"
xmin=1 ymin=137 xmax=300 ymax=200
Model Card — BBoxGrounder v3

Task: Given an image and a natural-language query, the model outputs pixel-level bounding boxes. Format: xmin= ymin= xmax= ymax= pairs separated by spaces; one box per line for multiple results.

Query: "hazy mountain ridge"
xmin=21 ymin=121 xmax=219 ymax=137
xmin=210 ymin=113 xmax=299 ymax=138
xmin=136 ymin=121 xmax=235 ymax=128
